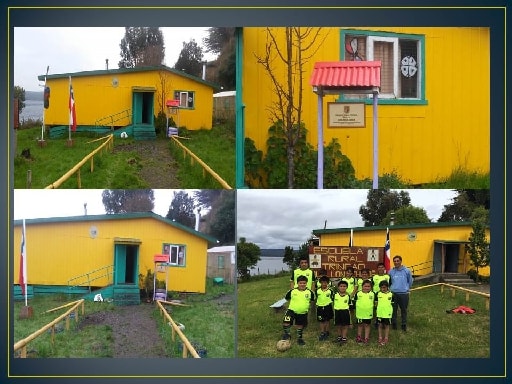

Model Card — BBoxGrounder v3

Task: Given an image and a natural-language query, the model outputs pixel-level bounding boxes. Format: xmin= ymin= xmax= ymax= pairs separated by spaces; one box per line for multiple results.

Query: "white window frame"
xmin=163 ymin=243 xmax=186 ymax=267
xmin=367 ymin=36 xmax=399 ymax=99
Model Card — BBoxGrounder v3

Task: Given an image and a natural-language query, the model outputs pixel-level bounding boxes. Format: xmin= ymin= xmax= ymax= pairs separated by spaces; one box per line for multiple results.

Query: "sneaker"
xmin=340 ymin=337 xmax=348 ymax=344
xmin=281 ymin=333 xmax=290 ymax=340
xmin=334 ymin=336 xmax=343 ymax=343
xmin=297 ymin=338 xmax=305 ymax=346
xmin=378 ymin=337 xmax=383 ymax=344
xmin=401 ymin=325 xmax=407 ymax=332
xmin=356 ymin=335 xmax=363 ymax=343
xmin=318 ymin=332 xmax=326 ymax=341
xmin=363 ymin=338 xmax=369 ymax=344
xmin=383 ymin=338 xmax=389 ymax=344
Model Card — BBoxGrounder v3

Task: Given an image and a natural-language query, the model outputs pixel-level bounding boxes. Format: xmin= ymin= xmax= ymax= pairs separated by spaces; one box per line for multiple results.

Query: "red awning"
xmin=310 ymin=61 xmax=381 ymax=88
xmin=154 ymin=254 xmax=169 ymax=263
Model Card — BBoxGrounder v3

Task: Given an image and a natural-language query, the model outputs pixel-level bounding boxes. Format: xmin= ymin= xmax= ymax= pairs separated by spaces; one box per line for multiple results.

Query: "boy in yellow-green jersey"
xmin=315 ymin=275 xmax=334 ymax=341
xmin=372 ymin=263 xmax=390 ymax=329
xmin=332 ymin=280 xmax=352 ymax=344
xmin=353 ymin=279 xmax=375 ymax=344
xmin=375 ymin=280 xmax=394 ymax=345
xmin=290 ymin=256 xmax=315 ymax=291
xmin=281 ymin=275 xmax=316 ymax=345
xmin=341 ymin=267 xmax=357 ymax=298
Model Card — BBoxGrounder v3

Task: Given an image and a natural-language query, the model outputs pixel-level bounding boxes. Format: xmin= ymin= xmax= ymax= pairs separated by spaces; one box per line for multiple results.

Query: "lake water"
xmin=249 ymin=257 xmax=289 ymax=276
xmin=20 ymin=99 xmax=44 ymax=122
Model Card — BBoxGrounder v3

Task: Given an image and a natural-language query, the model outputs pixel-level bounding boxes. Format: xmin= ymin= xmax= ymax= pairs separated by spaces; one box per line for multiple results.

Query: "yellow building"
xmin=38 ymin=66 xmax=219 ymax=139
xmin=14 ymin=213 xmax=217 ymax=304
xmin=312 ymin=222 xmax=490 ymax=277
xmin=236 ymin=27 xmax=490 ymax=186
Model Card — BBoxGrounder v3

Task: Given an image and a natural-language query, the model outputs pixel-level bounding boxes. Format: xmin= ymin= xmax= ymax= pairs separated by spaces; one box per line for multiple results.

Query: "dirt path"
xmin=80 ymin=303 xmax=167 ymax=358
xmin=113 ymin=139 xmax=181 ymax=188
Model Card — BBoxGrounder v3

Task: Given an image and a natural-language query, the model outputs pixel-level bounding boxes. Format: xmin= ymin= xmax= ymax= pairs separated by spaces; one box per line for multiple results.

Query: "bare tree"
xmin=254 ymin=27 xmax=327 ymax=188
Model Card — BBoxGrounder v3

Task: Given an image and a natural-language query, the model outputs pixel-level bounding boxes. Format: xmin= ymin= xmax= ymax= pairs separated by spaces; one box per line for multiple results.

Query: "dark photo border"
xmin=2 ymin=1 xmax=507 ymax=384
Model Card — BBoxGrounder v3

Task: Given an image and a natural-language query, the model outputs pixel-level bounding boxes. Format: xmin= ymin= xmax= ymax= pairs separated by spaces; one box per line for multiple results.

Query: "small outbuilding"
xmin=206 ymin=245 xmax=235 ymax=284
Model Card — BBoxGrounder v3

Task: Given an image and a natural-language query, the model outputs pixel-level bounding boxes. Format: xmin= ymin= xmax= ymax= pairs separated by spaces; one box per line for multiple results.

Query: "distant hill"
xmin=260 ymin=249 xmax=284 ymax=258
xmin=25 ymin=91 xmax=43 ymax=101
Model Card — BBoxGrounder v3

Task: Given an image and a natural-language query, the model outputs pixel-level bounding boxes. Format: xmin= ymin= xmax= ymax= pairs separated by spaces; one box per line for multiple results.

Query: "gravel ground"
xmin=113 ymin=139 xmax=180 ymax=188
xmin=79 ymin=302 xmax=167 ymax=358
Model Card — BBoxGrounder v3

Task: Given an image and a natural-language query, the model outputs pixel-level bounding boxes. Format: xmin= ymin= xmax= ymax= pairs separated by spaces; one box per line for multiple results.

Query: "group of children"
xmin=281 ymin=259 xmax=394 ymax=347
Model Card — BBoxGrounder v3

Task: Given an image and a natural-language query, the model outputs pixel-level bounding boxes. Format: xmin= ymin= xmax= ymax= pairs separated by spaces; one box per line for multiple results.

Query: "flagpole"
xmin=68 ymin=76 xmax=72 ymax=142
xmin=42 ymin=66 xmax=49 ymax=142
xmin=23 ymin=219 xmax=27 ymax=307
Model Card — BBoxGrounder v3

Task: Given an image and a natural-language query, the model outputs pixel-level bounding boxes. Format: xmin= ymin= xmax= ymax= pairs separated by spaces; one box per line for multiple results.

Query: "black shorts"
xmin=333 ymin=309 xmax=351 ymax=326
xmin=316 ymin=305 xmax=334 ymax=322
xmin=283 ymin=309 xmax=308 ymax=326
xmin=356 ymin=318 xmax=372 ymax=325
xmin=376 ymin=317 xmax=391 ymax=325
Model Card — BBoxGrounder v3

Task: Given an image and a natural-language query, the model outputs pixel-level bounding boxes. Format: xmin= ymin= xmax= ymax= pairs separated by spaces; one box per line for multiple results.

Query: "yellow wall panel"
xmin=14 ymin=215 xmax=210 ymax=293
xmin=242 ymin=27 xmax=490 ymax=184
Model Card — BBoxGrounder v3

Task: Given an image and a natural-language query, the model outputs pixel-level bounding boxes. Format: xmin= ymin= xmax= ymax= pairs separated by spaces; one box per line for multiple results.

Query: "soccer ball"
xmin=120 ymin=132 xmax=128 ymax=139
xmin=276 ymin=339 xmax=291 ymax=352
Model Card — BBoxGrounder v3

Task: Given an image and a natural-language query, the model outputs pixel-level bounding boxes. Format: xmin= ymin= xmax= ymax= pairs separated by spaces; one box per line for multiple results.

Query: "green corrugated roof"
xmin=313 ymin=221 xmax=476 ymax=235
xmin=37 ymin=65 xmax=221 ymax=91
xmin=13 ymin=212 xmax=218 ymax=243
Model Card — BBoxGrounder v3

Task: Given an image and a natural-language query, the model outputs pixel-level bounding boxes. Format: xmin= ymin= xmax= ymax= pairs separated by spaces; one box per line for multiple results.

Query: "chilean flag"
xmin=384 ymin=227 xmax=391 ymax=272
xmin=69 ymin=77 xmax=77 ymax=131
xmin=19 ymin=220 xmax=27 ymax=296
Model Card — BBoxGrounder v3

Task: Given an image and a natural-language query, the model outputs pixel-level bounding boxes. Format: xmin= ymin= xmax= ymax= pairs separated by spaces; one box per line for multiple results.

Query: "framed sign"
xmin=328 ymin=102 xmax=366 ymax=128
xmin=308 ymin=245 xmax=384 ymax=278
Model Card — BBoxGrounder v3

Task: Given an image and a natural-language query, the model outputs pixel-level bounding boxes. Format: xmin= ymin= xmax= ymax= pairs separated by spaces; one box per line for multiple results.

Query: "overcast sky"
xmin=13 ymin=189 xmax=194 ymax=220
xmin=14 ymin=27 xmax=218 ymax=92
xmin=236 ymin=189 xmax=458 ymax=249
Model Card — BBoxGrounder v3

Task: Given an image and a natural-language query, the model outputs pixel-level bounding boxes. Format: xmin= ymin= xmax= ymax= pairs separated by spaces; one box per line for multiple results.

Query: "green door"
xmin=132 ymin=91 xmax=155 ymax=125
xmin=114 ymin=244 xmax=139 ymax=285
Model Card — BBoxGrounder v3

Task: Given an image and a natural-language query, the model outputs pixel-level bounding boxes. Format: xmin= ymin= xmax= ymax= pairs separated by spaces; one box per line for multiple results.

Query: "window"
xmin=162 ymin=243 xmax=186 ymax=267
xmin=218 ymin=255 xmax=225 ymax=269
xmin=174 ymin=91 xmax=195 ymax=108
xmin=341 ymin=30 xmax=425 ymax=103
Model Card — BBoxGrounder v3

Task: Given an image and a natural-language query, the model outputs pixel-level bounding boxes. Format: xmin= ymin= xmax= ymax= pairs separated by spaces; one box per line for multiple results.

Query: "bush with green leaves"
xmin=245 ymin=121 xmax=357 ymax=188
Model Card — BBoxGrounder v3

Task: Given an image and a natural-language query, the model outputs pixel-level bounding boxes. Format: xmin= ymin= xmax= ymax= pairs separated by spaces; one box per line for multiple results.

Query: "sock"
xmin=297 ymin=328 xmax=303 ymax=339
xmin=283 ymin=324 xmax=291 ymax=335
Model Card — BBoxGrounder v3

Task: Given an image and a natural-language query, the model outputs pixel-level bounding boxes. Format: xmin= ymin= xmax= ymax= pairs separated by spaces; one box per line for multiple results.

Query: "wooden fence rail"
xmin=44 ymin=135 xmax=114 ymax=189
xmin=411 ymin=283 xmax=490 ymax=310
xmin=156 ymin=300 xmax=200 ymax=358
xmin=14 ymin=299 xmax=85 ymax=358
xmin=170 ymin=136 xmax=232 ymax=189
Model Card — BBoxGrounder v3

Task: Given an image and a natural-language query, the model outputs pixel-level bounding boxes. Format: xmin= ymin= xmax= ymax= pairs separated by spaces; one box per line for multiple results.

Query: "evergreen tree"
xmin=381 ymin=205 xmax=431 ymax=225
xmin=466 ymin=207 xmax=490 ymax=281
xmin=165 ymin=190 xmax=196 ymax=229
xmin=205 ymin=190 xmax=235 ymax=245
xmin=14 ymin=86 xmax=26 ymax=113
xmin=438 ymin=189 xmax=490 ymax=222
xmin=237 ymin=237 xmax=261 ymax=280
xmin=174 ymin=39 xmax=204 ymax=77
xmin=359 ymin=190 xmax=411 ymax=226
xmin=119 ymin=27 xmax=165 ymax=68
xmin=102 ymin=190 xmax=155 ymax=214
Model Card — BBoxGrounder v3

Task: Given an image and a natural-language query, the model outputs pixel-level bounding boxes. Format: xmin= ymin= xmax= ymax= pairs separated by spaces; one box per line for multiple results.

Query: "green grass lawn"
xmin=170 ymin=123 xmax=235 ymax=188
xmin=155 ymin=278 xmax=235 ymax=358
xmin=12 ymin=279 xmax=234 ymax=358
xmin=13 ymin=128 xmax=146 ymax=189
xmin=13 ymin=295 xmax=116 ymax=358
xmin=237 ymin=275 xmax=490 ymax=358
xmin=13 ymin=123 xmax=235 ymax=189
